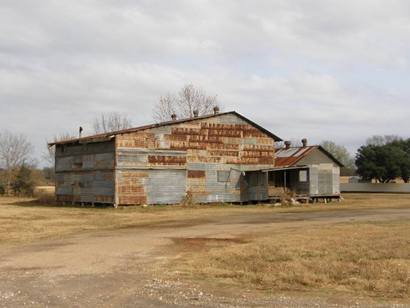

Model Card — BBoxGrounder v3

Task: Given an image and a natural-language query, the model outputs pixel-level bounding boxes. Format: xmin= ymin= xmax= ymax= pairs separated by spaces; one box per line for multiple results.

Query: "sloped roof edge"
xmin=49 ymin=111 xmax=282 ymax=146
xmin=275 ymin=145 xmax=344 ymax=167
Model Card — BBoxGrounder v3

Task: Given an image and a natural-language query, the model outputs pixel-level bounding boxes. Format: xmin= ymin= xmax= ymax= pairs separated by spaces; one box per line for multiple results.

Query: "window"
xmin=299 ymin=170 xmax=308 ymax=182
xmin=217 ymin=170 xmax=230 ymax=183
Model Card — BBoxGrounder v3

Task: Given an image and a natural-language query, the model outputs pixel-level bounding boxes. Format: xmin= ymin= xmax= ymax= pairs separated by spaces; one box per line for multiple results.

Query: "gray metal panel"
xmin=146 ymin=170 xmax=186 ymax=204
xmin=243 ymin=171 xmax=268 ymax=201
xmin=309 ymin=166 xmax=319 ymax=195
xmin=318 ymin=168 xmax=333 ymax=195
xmin=298 ymin=148 xmax=339 ymax=167
xmin=200 ymin=168 xmax=242 ymax=203
xmin=332 ymin=167 xmax=340 ymax=194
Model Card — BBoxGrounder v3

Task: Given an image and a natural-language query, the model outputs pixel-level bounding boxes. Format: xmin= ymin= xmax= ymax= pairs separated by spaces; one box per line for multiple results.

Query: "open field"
xmin=0 ymin=194 xmax=409 ymax=307
xmin=169 ymin=220 xmax=410 ymax=299
xmin=1 ymin=193 xmax=409 ymax=246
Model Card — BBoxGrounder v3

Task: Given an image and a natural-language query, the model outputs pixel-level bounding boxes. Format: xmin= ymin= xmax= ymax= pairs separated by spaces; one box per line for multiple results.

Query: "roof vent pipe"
xmin=213 ymin=106 xmax=220 ymax=115
xmin=193 ymin=110 xmax=199 ymax=117
xmin=284 ymin=141 xmax=291 ymax=149
xmin=171 ymin=114 xmax=177 ymax=121
xmin=301 ymin=138 xmax=308 ymax=147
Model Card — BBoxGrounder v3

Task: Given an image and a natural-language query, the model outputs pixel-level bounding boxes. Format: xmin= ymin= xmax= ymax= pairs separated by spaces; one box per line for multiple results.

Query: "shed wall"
xmin=115 ymin=113 xmax=276 ymax=204
xmin=55 ymin=141 xmax=115 ymax=204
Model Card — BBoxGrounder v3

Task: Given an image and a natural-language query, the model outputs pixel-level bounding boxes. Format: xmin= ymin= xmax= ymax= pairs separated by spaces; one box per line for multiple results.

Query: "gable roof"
xmin=49 ymin=111 xmax=282 ymax=146
xmin=275 ymin=145 xmax=344 ymax=167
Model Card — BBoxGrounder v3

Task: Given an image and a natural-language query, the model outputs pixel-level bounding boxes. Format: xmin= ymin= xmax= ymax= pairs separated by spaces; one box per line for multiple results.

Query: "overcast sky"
xmin=1 ymin=0 xmax=410 ymax=166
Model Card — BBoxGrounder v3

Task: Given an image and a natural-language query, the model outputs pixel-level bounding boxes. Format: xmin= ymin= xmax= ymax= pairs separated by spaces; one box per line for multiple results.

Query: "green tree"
xmin=355 ymin=141 xmax=409 ymax=183
xmin=390 ymin=139 xmax=410 ymax=183
xmin=11 ymin=164 xmax=34 ymax=196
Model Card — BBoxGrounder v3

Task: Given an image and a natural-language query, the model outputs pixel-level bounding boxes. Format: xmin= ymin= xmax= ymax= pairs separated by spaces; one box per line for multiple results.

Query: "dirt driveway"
xmin=1 ymin=206 xmax=409 ymax=307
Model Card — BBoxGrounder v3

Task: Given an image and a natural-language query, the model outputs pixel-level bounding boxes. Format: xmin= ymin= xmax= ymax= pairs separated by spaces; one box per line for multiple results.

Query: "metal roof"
xmin=49 ymin=111 xmax=282 ymax=146
xmin=275 ymin=146 xmax=344 ymax=167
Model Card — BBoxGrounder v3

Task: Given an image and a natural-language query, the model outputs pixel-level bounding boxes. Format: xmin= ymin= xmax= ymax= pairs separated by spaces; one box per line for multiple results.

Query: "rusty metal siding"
xmin=55 ymin=141 xmax=115 ymax=204
xmin=116 ymin=170 xmax=148 ymax=204
xmin=114 ymin=113 xmax=277 ymax=205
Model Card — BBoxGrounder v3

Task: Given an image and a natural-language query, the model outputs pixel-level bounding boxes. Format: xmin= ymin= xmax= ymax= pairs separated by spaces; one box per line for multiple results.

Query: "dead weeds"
xmin=170 ymin=220 xmax=410 ymax=298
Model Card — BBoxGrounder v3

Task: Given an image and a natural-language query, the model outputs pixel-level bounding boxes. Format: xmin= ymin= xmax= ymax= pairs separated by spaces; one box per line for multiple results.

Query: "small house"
xmin=261 ymin=140 xmax=343 ymax=201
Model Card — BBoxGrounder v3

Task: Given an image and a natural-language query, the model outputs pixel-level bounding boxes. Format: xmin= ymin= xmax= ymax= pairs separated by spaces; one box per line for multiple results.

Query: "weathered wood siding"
xmin=115 ymin=113 xmax=276 ymax=204
xmin=55 ymin=141 xmax=115 ymax=204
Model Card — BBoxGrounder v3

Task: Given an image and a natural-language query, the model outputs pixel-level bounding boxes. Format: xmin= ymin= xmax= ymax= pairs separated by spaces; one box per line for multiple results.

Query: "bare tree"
xmin=153 ymin=84 xmax=219 ymax=122
xmin=366 ymin=135 xmax=401 ymax=146
xmin=0 ymin=130 xmax=34 ymax=170
xmin=93 ymin=112 xmax=132 ymax=134
xmin=320 ymin=140 xmax=355 ymax=170
xmin=0 ymin=130 xmax=34 ymax=194
xmin=154 ymin=94 xmax=177 ymax=122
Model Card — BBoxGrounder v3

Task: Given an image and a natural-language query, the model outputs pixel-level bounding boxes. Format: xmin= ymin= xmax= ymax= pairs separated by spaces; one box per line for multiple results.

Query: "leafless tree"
xmin=366 ymin=135 xmax=401 ymax=146
xmin=93 ymin=112 xmax=132 ymax=134
xmin=0 ymin=130 xmax=34 ymax=170
xmin=321 ymin=140 xmax=355 ymax=170
xmin=153 ymin=84 xmax=219 ymax=122
xmin=0 ymin=130 xmax=34 ymax=194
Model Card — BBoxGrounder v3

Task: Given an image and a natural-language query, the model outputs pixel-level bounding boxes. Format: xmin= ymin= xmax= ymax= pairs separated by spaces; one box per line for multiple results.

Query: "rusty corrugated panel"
xmin=187 ymin=170 xmax=205 ymax=178
xmin=116 ymin=170 xmax=148 ymax=205
xmin=148 ymin=155 xmax=186 ymax=165
xmin=112 ymin=113 xmax=278 ymax=205
xmin=50 ymin=111 xmax=281 ymax=146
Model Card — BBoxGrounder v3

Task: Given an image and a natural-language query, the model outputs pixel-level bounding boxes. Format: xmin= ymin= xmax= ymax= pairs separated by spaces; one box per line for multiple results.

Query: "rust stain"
xmin=148 ymin=155 xmax=186 ymax=165
xmin=187 ymin=170 xmax=206 ymax=178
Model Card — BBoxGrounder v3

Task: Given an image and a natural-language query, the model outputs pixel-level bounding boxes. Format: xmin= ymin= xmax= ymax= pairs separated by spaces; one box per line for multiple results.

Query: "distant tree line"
xmin=321 ymin=136 xmax=410 ymax=183
xmin=356 ymin=136 xmax=410 ymax=183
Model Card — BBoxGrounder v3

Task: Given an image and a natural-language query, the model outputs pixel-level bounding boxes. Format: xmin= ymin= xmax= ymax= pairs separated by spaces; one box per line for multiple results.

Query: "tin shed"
xmin=263 ymin=143 xmax=343 ymax=200
xmin=50 ymin=111 xmax=282 ymax=206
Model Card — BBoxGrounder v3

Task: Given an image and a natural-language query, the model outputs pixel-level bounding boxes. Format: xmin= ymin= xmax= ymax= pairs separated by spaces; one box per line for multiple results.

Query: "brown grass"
xmin=169 ymin=220 xmax=410 ymax=298
xmin=0 ymin=193 xmax=408 ymax=246
xmin=0 ymin=193 xmax=409 ymax=300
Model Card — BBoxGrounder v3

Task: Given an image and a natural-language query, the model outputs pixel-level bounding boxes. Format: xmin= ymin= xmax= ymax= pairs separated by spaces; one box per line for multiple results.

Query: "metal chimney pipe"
xmin=171 ymin=114 xmax=177 ymax=121
xmin=213 ymin=106 xmax=220 ymax=114
xmin=193 ymin=110 xmax=199 ymax=117
xmin=284 ymin=141 xmax=291 ymax=149
xmin=301 ymin=138 xmax=308 ymax=147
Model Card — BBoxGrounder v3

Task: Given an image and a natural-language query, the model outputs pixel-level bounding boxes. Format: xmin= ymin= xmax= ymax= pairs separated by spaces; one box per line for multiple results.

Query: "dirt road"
xmin=1 ymin=207 xmax=409 ymax=307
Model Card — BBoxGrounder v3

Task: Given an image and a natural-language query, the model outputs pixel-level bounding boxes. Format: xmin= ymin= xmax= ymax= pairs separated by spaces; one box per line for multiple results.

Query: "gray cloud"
xmin=1 ymin=0 xmax=409 ymax=165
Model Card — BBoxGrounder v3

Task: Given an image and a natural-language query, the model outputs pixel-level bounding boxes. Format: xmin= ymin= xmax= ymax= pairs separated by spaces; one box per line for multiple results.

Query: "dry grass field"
xmin=170 ymin=220 xmax=410 ymax=299
xmin=0 ymin=193 xmax=408 ymax=246
xmin=0 ymin=193 xmax=409 ymax=306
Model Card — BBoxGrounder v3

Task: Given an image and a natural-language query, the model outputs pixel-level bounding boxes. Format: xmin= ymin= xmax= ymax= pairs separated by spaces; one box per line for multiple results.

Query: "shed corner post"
xmin=114 ymin=136 xmax=120 ymax=208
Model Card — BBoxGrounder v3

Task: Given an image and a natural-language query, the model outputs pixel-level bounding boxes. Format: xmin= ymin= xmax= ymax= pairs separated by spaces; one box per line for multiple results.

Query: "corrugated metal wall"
xmin=115 ymin=113 xmax=276 ymax=205
xmin=146 ymin=170 xmax=187 ymax=204
xmin=55 ymin=141 xmax=115 ymax=204
xmin=309 ymin=164 xmax=340 ymax=196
